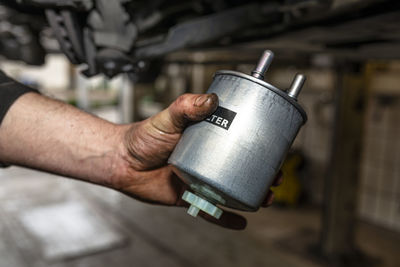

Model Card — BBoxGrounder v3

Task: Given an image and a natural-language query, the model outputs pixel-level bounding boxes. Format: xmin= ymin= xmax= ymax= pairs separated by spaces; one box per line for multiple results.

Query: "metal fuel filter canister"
xmin=168 ymin=50 xmax=307 ymax=219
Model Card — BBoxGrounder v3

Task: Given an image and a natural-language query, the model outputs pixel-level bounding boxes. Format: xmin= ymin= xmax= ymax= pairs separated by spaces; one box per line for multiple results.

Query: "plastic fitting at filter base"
xmin=182 ymin=190 xmax=223 ymax=219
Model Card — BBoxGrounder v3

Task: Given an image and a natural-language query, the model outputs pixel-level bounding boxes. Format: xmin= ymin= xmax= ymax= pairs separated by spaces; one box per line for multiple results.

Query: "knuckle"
xmin=176 ymin=93 xmax=192 ymax=104
xmin=171 ymin=94 xmax=194 ymax=111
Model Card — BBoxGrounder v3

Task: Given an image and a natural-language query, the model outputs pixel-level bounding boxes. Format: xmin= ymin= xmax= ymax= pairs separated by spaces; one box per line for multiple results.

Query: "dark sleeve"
xmin=0 ymin=70 xmax=38 ymax=125
xmin=0 ymin=70 xmax=39 ymax=168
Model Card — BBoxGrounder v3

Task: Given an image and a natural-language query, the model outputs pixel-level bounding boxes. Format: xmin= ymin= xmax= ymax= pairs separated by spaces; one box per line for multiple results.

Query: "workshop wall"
xmin=359 ymin=64 xmax=400 ymax=232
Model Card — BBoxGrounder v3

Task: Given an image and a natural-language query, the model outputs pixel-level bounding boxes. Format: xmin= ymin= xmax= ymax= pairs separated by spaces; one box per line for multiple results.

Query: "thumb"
xmin=150 ymin=93 xmax=218 ymax=134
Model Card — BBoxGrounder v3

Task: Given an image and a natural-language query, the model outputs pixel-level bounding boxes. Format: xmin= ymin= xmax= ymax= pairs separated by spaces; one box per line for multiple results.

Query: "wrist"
xmin=107 ymin=123 xmax=137 ymax=190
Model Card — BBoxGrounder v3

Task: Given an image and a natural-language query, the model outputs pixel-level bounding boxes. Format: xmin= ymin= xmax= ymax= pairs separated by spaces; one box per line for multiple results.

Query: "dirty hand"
xmin=114 ymin=93 xmax=283 ymax=230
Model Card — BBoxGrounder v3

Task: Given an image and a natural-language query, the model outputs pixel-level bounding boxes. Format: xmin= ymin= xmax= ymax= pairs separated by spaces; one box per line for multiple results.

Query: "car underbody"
xmin=0 ymin=0 xmax=399 ymax=78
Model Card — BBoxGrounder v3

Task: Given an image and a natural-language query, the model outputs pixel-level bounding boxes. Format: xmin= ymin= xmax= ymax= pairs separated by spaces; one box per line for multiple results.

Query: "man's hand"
xmin=114 ymin=93 xmax=283 ymax=230
xmin=0 ymin=92 xmax=281 ymax=230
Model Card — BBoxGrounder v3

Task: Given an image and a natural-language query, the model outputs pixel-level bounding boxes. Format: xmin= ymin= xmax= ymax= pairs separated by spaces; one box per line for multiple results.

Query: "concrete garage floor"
xmin=0 ymin=167 xmax=399 ymax=267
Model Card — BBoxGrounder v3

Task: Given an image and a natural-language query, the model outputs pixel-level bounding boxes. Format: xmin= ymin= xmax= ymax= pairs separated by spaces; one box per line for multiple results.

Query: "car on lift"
xmin=0 ymin=0 xmax=399 ymax=79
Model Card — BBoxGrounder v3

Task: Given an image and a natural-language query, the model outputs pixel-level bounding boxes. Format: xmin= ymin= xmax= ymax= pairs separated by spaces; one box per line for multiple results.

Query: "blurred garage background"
xmin=0 ymin=0 xmax=399 ymax=267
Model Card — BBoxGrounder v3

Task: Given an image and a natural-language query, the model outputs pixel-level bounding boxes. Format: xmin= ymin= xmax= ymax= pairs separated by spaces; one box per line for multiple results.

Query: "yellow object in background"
xmin=271 ymin=152 xmax=304 ymax=207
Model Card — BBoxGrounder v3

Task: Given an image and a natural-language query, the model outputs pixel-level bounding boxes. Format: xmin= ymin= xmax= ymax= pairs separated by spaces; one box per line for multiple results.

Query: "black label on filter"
xmin=204 ymin=106 xmax=237 ymax=130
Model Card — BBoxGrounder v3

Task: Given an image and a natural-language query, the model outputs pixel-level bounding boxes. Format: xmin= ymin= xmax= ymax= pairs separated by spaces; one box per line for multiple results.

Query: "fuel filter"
xmin=168 ymin=50 xmax=307 ymax=219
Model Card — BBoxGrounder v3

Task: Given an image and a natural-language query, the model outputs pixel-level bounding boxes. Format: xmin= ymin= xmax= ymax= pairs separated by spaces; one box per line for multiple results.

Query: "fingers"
xmin=261 ymin=171 xmax=283 ymax=207
xmin=272 ymin=170 xmax=283 ymax=186
xmin=262 ymin=191 xmax=275 ymax=207
xmin=150 ymin=93 xmax=218 ymax=134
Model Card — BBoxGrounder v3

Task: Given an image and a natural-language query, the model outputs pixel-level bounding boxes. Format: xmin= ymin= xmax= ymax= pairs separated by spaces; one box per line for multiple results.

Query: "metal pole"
xmin=320 ymin=62 xmax=368 ymax=261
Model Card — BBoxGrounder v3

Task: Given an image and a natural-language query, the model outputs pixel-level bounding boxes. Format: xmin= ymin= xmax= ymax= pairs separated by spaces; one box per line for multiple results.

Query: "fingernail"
xmin=194 ymin=94 xmax=210 ymax=107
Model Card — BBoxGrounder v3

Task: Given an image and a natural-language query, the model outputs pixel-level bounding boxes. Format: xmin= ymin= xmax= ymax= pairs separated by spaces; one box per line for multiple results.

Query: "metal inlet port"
xmin=287 ymin=74 xmax=306 ymax=100
xmin=251 ymin=50 xmax=274 ymax=80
